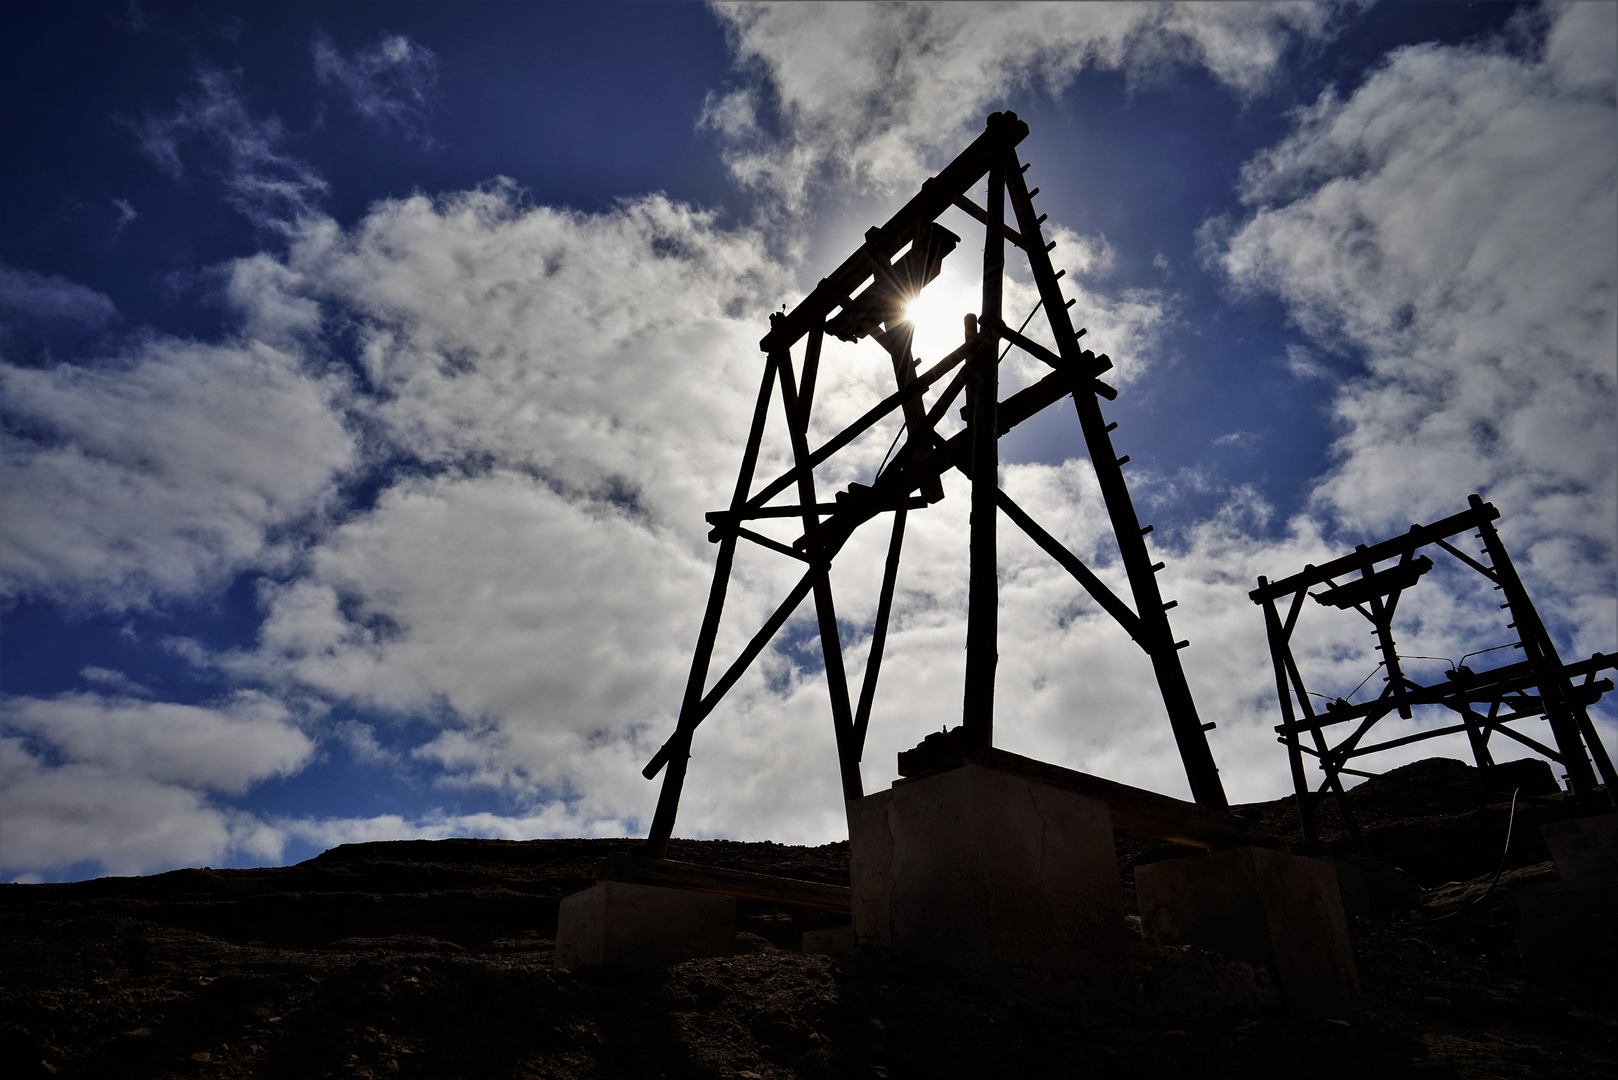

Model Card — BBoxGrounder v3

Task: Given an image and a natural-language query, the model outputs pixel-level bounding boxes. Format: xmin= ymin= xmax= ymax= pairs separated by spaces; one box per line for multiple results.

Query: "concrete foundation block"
xmin=1540 ymin=813 xmax=1618 ymax=881
xmin=1515 ymin=874 xmax=1618 ymax=987
xmin=848 ymin=763 xmax=1125 ymax=982
xmin=1320 ymin=853 xmax=1413 ymax=917
xmin=1135 ymin=846 xmax=1360 ymax=1019
xmin=554 ymin=881 xmax=734 ymax=969
xmin=801 ymin=925 xmax=857 ymax=956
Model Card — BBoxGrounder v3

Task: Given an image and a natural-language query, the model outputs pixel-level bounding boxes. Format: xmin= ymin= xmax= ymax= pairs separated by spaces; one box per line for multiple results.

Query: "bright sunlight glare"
xmin=899 ymin=265 xmax=980 ymax=364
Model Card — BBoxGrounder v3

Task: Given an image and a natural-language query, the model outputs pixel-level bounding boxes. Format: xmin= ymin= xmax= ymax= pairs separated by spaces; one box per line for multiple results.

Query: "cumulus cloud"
xmin=313 ymin=31 xmax=441 ymax=146
xmin=1212 ymin=1 xmax=1616 ymax=632
xmin=3 ymin=690 xmax=314 ymax=793
xmin=0 ymin=692 xmax=314 ymax=876
xmin=705 ymin=1 xmax=1346 ymax=209
xmin=0 ymin=740 xmax=283 ymax=878
xmin=8 ymin=3 xmax=1613 ymax=881
xmin=0 ymin=335 xmax=355 ymax=608
xmin=132 ymin=68 xmax=328 ymax=225
xmin=0 ymin=265 xmax=119 ymax=333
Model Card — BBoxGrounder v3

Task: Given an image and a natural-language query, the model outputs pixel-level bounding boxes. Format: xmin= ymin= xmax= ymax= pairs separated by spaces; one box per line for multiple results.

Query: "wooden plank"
xmin=778 ymin=353 xmax=864 ymax=803
xmin=642 ymin=571 xmax=818 ymax=779
xmin=950 ymin=193 xmax=1027 ymax=250
xmin=940 ymin=746 xmax=1274 ymax=850
xmin=1005 ymin=146 xmax=1228 ymax=811
xmin=853 ymin=508 xmax=907 ymax=757
xmin=746 ymin=338 xmax=975 ymax=511
xmin=789 ymin=365 xmax=1083 ymax=561
xmin=760 ymin=112 xmax=1029 ymax=354
xmin=963 ymin=147 xmax=1006 ymax=746
xmin=645 ymin=352 xmax=781 ymax=856
xmin=1249 ymin=502 xmax=1500 ymax=603
xmin=1273 ymin=652 xmax=1616 ymax=735
xmin=596 ymin=855 xmax=851 ymax=913
xmin=995 ymin=489 xmax=1143 ymax=644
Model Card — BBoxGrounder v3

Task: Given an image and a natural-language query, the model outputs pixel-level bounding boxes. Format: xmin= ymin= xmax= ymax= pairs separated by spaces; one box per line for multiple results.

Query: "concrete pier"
xmin=554 ymin=881 xmax=734 ymax=969
xmin=847 ymin=763 xmax=1126 ymax=984
xmin=1135 ymin=846 xmax=1360 ymax=1018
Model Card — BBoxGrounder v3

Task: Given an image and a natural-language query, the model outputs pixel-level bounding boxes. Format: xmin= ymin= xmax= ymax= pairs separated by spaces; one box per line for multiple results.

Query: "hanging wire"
xmin=1458 ymin=642 xmax=1519 ymax=668
xmin=1342 ymin=661 xmax=1385 ymax=702
xmin=874 ymin=296 xmax=1047 ymax=479
xmin=1392 ymin=788 xmax=1520 ymax=925
xmin=1301 ymin=661 xmax=1381 ymax=705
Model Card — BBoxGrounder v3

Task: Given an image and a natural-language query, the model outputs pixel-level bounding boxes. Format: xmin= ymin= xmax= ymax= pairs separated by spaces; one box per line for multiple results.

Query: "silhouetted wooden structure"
xmin=642 ymin=113 xmax=1228 ymax=856
xmin=1252 ymin=494 xmax=1616 ymax=844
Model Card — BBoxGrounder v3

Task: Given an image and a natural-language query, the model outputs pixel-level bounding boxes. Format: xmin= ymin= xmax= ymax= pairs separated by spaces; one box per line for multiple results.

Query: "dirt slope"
xmin=3 ymin=759 xmax=1614 ymax=1079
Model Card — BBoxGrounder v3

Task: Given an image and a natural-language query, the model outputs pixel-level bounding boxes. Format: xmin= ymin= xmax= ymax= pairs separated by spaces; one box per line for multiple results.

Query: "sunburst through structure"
xmin=640 ymin=112 xmax=1228 ymax=855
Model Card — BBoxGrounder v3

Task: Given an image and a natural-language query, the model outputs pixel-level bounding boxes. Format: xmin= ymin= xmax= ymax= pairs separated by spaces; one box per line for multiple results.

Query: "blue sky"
xmin=3 ymin=1 xmax=1614 ymax=882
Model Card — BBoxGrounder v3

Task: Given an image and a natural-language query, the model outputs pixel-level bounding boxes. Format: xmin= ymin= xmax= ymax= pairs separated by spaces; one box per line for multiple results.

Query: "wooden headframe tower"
xmin=1252 ymin=495 xmax=1616 ymax=845
xmin=642 ymin=112 xmax=1227 ymax=856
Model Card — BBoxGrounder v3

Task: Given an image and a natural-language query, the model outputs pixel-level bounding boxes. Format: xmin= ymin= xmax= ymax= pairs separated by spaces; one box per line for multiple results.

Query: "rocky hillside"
xmin=3 ymin=758 xmax=1614 ymax=1079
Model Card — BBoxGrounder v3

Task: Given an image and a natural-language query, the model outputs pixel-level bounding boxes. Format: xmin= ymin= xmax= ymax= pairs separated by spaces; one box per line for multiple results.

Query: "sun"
xmin=898 ymin=268 xmax=978 ymax=362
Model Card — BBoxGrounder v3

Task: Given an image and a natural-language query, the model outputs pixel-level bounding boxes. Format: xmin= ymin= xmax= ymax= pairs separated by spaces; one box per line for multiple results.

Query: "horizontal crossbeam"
xmin=595 ymin=855 xmax=851 ymax=913
xmin=746 ymin=339 xmax=975 ymax=510
xmin=1250 ymin=502 xmax=1501 ymax=603
xmin=1274 ymin=651 xmax=1615 ymax=735
xmin=760 ymin=112 xmax=1030 ymax=354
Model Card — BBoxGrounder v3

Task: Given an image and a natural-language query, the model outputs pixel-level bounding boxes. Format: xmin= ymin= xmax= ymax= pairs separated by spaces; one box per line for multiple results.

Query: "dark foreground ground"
xmin=3 ymin=758 xmax=1615 ymax=1079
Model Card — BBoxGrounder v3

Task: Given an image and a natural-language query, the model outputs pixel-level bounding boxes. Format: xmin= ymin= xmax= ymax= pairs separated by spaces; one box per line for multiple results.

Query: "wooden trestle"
xmin=642 ymin=112 xmax=1230 ymax=857
xmin=1252 ymin=494 xmax=1617 ymax=845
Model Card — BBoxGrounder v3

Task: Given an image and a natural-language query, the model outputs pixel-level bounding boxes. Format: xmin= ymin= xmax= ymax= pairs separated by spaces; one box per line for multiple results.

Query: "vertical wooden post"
xmin=645 ymin=350 xmax=780 ymax=856
xmin=1004 ymin=149 xmax=1228 ymax=809
xmin=962 ymin=141 xmax=1004 ymax=748
xmin=1260 ymin=584 xmax=1315 ymax=844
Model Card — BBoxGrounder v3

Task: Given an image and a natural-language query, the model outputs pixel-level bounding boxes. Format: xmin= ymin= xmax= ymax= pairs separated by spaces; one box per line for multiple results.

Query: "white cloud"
xmin=78 ymin=666 xmax=152 ymax=697
xmin=10 ymin=3 xmax=1613 ymax=881
xmin=1213 ymin=430 xmax=1260 ymax=450
xmin=132 ymin=68 xmax=329 ymax=225
xmin=0 ymin=693 xmax=314 ymax=876
xmin=0 ymin=335 xmax=356 ymax=608
xmin=312 ymin=31 xmax=441 ymax=146
xmin=1214 ymin=1 xmax=1616 ymax=628
xmin=112 ymin=197 xmax=138 ymax=234
xmin=706 ymin=1 xmax=1347 ymax=209
xmin=2 ymin=691 xmax=314 ymax=794
xmin=0 ymin=265 xmax=118 ymax=333
xmin=0 ymin=739 xmax=284 ymax=877
xmin=1282 ymin=341 xmax=1330 ymax=381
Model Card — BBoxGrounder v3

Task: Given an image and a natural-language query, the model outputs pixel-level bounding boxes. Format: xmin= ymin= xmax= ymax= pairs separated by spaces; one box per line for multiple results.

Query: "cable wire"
xmin=1391 ymin=787 xmax=1520 ymax=926
xmin=874 ymin=296 xmax=1047 ymax=479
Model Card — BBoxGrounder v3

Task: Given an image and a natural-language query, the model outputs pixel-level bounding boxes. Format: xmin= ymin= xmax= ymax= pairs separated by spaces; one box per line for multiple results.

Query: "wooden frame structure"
xmin=642 ymin=112 xmax=1227 ymax=856
xmin=1251 ymin=494 xmax=1616 ymax=844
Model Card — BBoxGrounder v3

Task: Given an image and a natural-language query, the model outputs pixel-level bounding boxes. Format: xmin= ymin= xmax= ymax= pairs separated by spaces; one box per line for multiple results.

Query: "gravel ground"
xmin=3 ymin=758 xmax=1614 ymax=1079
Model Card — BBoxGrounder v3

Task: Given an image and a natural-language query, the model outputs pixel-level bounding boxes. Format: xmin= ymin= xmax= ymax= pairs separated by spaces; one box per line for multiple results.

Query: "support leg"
xmin=962 ymin=149 xmax=1004 ymax=747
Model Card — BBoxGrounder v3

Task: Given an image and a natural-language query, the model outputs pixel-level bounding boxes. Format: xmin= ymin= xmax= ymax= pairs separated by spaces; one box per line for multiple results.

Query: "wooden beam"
xmin=1249 ymin=501 xmax=1500 ymax=603
xmin=1006 ymin=146 xmax=1228 ymax=811
xmin=760 ymin=111 xmax=1029 ymax=354
xmin=963 ymin=146 xmax=1005 ymax=747
xmin=642 ymin=570 xmax=818 ymax=779
xmin=853 ymin=508 xmax=907 ymax=757
xmin=950 ymin=193 xmax=1026 ymax=250
xmin=995 ymin=489 xmax=1143 ymax=644
xmin=746 ymin=338 xmax=975 ymax=511
xmin=645 ymin=352 xmax=781 ymax=856
xmin=596 ymin=855 xmax=851 ymax=914
xmin=778 ymin=353 xmax=864 ymax=802
xmin=916 ymin=746 xmax=1275 ymax=850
